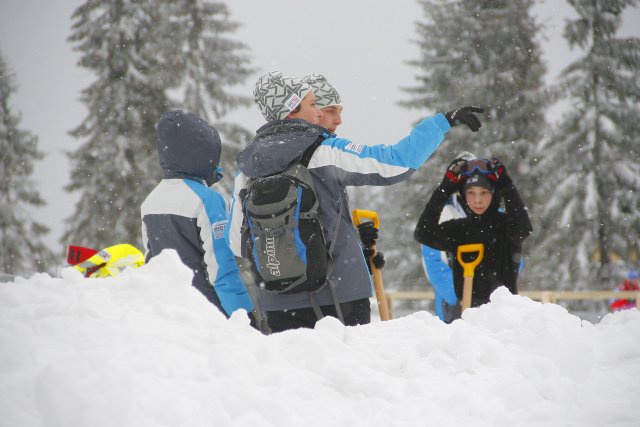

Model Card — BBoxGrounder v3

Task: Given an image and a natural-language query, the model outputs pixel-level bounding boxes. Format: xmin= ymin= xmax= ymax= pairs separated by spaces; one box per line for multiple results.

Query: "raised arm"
xmin=491 ymin=158 xmax=533 ymax=242
xmin=414 ymin=159 xmax=467 ymax=250
xmin=308 ymin=107 xmax=483 ymax=187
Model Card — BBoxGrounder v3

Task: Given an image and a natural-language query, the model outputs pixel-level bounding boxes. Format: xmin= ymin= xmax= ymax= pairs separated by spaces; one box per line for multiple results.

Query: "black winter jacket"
xmin=414 ymin=176 xmax=532 ymax=307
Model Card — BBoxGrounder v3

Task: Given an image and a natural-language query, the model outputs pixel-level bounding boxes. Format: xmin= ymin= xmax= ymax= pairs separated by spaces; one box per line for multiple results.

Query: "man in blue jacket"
xmin=227 ymin=71 xmax=483 ymax=332
xmin=303 ymin=73 xmax=386 ymax=273
xmin=141 ymin=110 xmax=254 ymax=320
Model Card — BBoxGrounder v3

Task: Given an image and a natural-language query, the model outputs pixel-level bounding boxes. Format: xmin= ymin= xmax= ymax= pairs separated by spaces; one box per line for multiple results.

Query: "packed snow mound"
xmin=1 ymin=250 xmax=639 ymax=427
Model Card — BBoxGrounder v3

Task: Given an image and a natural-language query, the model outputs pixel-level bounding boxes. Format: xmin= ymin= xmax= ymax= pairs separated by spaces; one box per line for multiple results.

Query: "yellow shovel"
xmin=352 ymin=209 xmax=390 ymax=321
xmin=457 ymin=243 xmax=485 ymax=312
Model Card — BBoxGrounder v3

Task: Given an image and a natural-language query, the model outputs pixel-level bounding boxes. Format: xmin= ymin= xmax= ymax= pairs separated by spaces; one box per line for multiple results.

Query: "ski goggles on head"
xmin=460 ymin=158 xmax=497 ymax=180
xmin=461 ymin=158 xmax=491 ymax=176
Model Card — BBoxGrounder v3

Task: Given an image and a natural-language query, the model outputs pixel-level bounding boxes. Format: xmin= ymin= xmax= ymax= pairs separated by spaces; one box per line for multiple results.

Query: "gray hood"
xmin=156 ymin=110 xmax=222 ymax=185
xmin=236 ymin=119 xmax=329 ymax=178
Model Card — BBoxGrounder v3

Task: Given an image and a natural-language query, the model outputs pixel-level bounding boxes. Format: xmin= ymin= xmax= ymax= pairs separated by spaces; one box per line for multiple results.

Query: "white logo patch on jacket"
xmin=213 ymin=220 xmax=227 ymax=239
xmin=344 ymin=142 xmax=364 ymax=154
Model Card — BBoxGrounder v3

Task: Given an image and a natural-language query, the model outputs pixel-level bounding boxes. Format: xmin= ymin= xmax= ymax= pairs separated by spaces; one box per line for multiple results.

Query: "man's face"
xmin=288 ymin=91 xmax=321 ymax=124
xmin=319 ymin=105 xmax=343 ymax=133
xmin=465 ymin=186 xmax=493 ymax=215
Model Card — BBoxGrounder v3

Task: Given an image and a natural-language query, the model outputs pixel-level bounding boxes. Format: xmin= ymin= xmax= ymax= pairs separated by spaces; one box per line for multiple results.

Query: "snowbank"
xmin=1 ymin=250 xmax=639 ymax=426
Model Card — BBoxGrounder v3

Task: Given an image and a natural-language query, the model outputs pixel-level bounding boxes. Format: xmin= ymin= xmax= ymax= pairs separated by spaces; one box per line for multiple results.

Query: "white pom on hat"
xmin=254 ymin=71 xmax=310 ymax=122
xmin=302 ymin=73 xmax=342 ymax=109
xmin=456 ymin=151 xmax=477 ymax=161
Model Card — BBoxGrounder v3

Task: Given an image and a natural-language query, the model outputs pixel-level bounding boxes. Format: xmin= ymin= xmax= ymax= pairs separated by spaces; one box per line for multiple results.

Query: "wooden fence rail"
xmin=383 ymin=290 xmax=640 ymax=320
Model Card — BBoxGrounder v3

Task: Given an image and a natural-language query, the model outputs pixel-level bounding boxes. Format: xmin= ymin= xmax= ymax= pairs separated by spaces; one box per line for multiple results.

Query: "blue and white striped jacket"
xmin=141 ymin=110 xmax=253 ymax=317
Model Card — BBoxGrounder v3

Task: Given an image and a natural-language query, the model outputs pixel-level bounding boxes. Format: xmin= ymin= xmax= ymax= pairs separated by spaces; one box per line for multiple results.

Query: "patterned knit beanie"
xmin=303 ymin=73 xmax=342 ymax=108
xmin=254 ymin=71 xmax=310 ymax=122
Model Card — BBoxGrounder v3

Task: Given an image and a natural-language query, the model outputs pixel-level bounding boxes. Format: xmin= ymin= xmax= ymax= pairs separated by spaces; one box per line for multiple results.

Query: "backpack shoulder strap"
xmin=309 ymin=189 xmax=346 ymax=323
xmin=299 ymin=136 xmax=324 ymax=167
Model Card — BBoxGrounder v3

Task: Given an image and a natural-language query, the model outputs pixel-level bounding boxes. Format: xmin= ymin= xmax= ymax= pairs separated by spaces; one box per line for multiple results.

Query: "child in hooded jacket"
xmin=141 ymin=110 xmax=254 ymax=319
xmin=414 ymin=157 xmax=532 ymax=308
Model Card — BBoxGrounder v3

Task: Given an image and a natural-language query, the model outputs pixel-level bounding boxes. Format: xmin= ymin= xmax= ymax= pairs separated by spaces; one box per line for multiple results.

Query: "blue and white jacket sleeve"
xmin=308 ymin=114 xmax=450 ymax=186
xmin=421 ymin=245 xmax=458 ymax=305
xmin=187 ymin=181 xmax=253 ymax=315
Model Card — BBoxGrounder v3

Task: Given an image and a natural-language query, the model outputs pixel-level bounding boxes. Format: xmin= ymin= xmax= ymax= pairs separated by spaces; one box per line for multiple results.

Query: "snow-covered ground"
xmin=1 ymin=250 xmax=639 ymax=427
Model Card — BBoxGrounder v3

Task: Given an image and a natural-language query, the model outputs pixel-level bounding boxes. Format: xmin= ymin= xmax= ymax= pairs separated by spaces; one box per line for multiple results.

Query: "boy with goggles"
xmin=414 ymin=156 xmax=532 ymax=309
xmin=421 ymin=151 xmax=475 ymax=323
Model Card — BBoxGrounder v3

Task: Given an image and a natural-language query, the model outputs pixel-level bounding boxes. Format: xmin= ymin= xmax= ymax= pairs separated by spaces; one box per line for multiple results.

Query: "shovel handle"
xmin=370 ymin=256 xmax=390 ymax=321
xmin=352 ymin=209 xmax=380 ymax=229
xmin=351 ymin=209 xmax=389 ymax=321
xmin=461 ymin=277 xmax=474 ymax=312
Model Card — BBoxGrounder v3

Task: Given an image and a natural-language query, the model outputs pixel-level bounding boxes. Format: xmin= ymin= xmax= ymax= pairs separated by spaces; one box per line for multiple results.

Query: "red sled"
xmin=66 ymin=245 xmax=99 ymax=266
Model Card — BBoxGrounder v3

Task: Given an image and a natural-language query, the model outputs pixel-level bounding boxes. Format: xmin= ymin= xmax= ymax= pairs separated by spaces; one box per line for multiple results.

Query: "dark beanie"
xmin=462 ymin=172 xmax=494 ymax=193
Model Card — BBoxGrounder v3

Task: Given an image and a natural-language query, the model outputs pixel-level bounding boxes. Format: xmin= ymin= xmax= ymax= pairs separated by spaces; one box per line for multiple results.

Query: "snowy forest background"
xmin=1 ymin=0 xmax=639 ymax=316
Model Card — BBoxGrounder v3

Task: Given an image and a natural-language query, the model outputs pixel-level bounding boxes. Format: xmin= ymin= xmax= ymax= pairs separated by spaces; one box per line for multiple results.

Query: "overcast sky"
xmin=1 ymin=0 xmax=638 ymax=254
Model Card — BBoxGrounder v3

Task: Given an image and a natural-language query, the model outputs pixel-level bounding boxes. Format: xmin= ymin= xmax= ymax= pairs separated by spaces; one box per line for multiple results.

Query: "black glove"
xmin=357 ymin=222 xmax=379 ymax=249
xmin=363 ymin=248 xmax=385 ymax=273
xmin=445 ymin=106 xmax=484 ymax=132
xmin=372 ymin=251 xmax=385 ymax=270
xmin=490 ymin=157 xmax=511 ymax=188
xmin=441 ymin=158 xmax=466 ymax=193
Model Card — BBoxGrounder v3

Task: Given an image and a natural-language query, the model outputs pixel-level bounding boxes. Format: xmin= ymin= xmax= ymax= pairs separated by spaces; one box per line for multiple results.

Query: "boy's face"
xmin=319 ymin=105 xmax=343 ymax=133
xmin=465 ymin=186 xmax=493 ymax=215
xmin=288 ymin=91 xmax=321 ymax=124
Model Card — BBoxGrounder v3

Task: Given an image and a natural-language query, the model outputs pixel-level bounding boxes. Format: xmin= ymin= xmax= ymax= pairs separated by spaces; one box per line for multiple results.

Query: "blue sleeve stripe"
xmin=184 ymin=180 xmax=226 ymax=225
xmin=183 ymin=180 xmax=253 ymax=314
xmin=292 ymin=187 xmax=308 ymax=263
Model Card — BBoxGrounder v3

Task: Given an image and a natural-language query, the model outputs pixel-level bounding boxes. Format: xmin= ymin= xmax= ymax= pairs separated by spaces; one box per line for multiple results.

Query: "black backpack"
xmin=240 ymin=161 xmax=331 ymax=294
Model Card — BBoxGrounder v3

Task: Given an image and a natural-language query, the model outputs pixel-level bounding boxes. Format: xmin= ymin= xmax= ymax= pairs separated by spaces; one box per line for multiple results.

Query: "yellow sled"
xmin=71 ymin=243 xmax=145 ymax=278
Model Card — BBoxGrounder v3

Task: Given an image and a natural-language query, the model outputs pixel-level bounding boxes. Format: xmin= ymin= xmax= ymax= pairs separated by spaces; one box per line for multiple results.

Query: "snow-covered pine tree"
xmin=166 ymin=0 xmax=255 ymax=196
xmin=528 ymin=0 xmax=640 ymax=291
xmin=63 ymin=0 xmax=253 ymax=249
xmin=0 ymin=52 xmax=54 ymax=275
xmin=383 ymin=0 xmax=548 ymax=291
xmin=63 ymin=0 xmax=172 ymax=249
